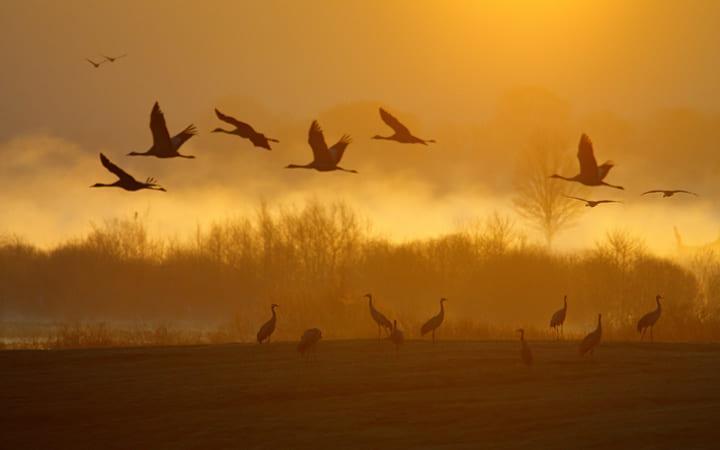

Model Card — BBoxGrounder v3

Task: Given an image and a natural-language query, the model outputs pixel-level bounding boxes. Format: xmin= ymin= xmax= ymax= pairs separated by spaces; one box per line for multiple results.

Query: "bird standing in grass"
xmin=297 ymin=328 xmax=322 ymax=358
xmin=256 ymin=304 xmax=279 ymax=344
xmin=565 ymin=196 xmax=622 ymax=208
xmin=550 ymin=134 xmax=624 ymax=190
xmin=285 ymin=120 xmax=355 ymax=173
xmin=516 ymin=329 xmax=533 ymax=366
xmin=579 ymin=314 xmax=602 ymax=357
xmin=128 ymin=102 xmax=197 ymax=159
xmin=420 ymin=298 xmax=447 ymax=343
xmin=389 ymin=320 xmax=404 ymax=354
xmin=372 ymin=107 xmax=435 ymax=145
xmin=549 ymin=295 xmax=568 ymax=339
xmin=637 ymin=295 xmax=663 ymax=341
xmin=91 ymin=153 xmax=166 ymax=192
xmin=642 ymin=190 xmax=698 ymax=198
xmin=366 ymin=293 xmax=392 ymax=340
xmin=212 ymin=108 xmax=279 ymax=150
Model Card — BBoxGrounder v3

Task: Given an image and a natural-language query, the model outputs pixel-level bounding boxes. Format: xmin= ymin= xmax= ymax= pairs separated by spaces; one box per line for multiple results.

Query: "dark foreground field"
xmin=1 ymin=340 xmax=719 ymax=450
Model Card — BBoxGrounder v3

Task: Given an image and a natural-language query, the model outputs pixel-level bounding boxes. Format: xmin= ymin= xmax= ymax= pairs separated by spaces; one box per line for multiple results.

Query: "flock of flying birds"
xmin=86 ymin=54 xmax=679 ymax=361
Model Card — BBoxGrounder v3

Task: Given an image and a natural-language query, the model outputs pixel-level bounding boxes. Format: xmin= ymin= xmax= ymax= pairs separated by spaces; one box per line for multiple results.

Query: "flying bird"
xmin=516 ymin=329 xmax=533 ymax=366
xmin=389 ymin=320 xmax=404 ymax=354
xmin=637 ymin=295 xmax=663 ymax=341
xmin=420 ymin=298 xmax=447 ymax=343
xmin=128 ymin=102 xmax=197 ymax=158
xmin=103 ymin=53 xmax=127 ymax=63
xmin=285 ymin=121 xmax=356 ymax=173
xmin=91 ymin=153 xmax=166 ymax=192
xmin=579 ymin=314 xmax=602 ymax=357
xmin=365 ymin=294 xmax=393 ymax=339
xmin=256 ymin=304 xmax=279 ymax=344
xmin=212 ymin=108 xmax=279 ymax=150
xmin=565 ymin=196 xmax=622 ymax=208
xmin=549 ymin=295 xmax=568 ymax=340
xmin=372 ymin=108 xmax=435 ymax=145
xmin=85 ymin=58 xmax=105 ymax=68
xmin=642 ymin=190 xmax=698 ymax=198
xmin=550 ymin=134 xmax=624 ymax=190
xmin=297 ymin=328 xmax=322 ymax=358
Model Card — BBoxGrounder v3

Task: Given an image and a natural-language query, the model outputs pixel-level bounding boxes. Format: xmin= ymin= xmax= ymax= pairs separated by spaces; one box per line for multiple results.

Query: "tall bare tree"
xmin=513 ymin=134 xmax=584 ymax=247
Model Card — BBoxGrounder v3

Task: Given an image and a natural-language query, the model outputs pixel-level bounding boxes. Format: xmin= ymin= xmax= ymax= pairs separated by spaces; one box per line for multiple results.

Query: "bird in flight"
xmin=128 ymin=102 xmax=197 ymax=158
xmin=91 ymin=153 xmax=166 ymax=192
xmin=285 ymin=120 xmax=356 ymax=173
xmin=550 ymin=134 xmax=624 ymax=190
xmin=103 ymin=54 xmax=127 ymax=63
xmin=372 ymin=108 xmax=435 ymax=145
xmin=642 ymin=189 xmax=698 ymax=198
xmin=85 ymin=58 xmax=105 ymax=68
xmin=565 ymin=196 xmax=622 ymax=208
xmin=212 ymin=108 xmax=279 ymax=150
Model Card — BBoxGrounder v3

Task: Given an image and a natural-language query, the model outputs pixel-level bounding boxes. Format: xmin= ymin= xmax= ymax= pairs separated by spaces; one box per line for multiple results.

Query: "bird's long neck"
xmin=551 ymin=174 xmax=575 ymax=182
xmin=563 ymin=297 xmax=567 ymax=311
xmin=271 ymin=305 xmax=277 ymax=318
xmin=439 ymin=301 xmax=445 ymax=317
xmin=597 ymin=315 xmax=602 ymax=331
xmin=127 ymin=151 xmax=151 ymax=156
xmin=90 ymin=183 xmax=114 ymax=188
xmin=372 ymin=135 xmax=394 ymax=140
xmin=212 ymin=128 xmax=231 ymax=134
xmin=286 ymin=163 xmax=313 ymax=169
xmin=656 ymin=297 xmax=662 ymax=312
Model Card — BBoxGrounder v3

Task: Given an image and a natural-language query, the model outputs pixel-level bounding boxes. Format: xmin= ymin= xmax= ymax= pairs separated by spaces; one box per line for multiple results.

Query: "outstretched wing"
xmin=150 ymin=102 xmax=172 ymax=151
xmin=675 ymin=190 xmax=698 ymax=196
xmin=642 ymin=190 xmax=664 ymax=196
xmin=329 ymin=135 xmax=352 ymax=164
xmin=171 ymin=124 xmax=197 ymax=150
xmin=214 ymin=108 xmax=257 ymax=137
xmin=99 ymin=153 xmax=135 ymax=183
xmin=379 ymin=108 xmax=411 ymax=135
xmin=596 ymin=200 xmax=622 ymax=205
xmin=308 ymin=120 xmax=332 ymax=165
xmin=577 ymin=134 xmax=599 ymax=179
xmin=564 ymin=195 xmax=589 ymax=203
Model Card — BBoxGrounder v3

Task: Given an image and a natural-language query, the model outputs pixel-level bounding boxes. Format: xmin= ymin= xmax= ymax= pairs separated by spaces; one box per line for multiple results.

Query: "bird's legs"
xmin=640 ymin=328 xmax=646 ymax=341
xmin=650 ymin=326 xmax=654 ymax=342
xmin=432 ymin=330 xmax=436 ymax=344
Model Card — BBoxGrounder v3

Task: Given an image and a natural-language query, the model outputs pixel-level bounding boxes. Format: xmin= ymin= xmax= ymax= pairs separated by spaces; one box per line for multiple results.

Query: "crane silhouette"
xmin=85 ymin=58 xmax=105 ymax=68
xmin=128 ymin=102 xmax=197 ymax=158
xmin=516 ymin=329 xmax=533 ymax=366
xmin=256 ymin=304 xmax=279 ymax=344
xmin=91 ymin=153 xmax=166 ymax=192
xmin=365 ymin=294 xmax=393 ymax=339
xmin=420 ymin=298 xmax=447 ymax=343
xmin=102 ymin=53 xmax=127 ymax=63
xmin=549 ymin=295 xmax=568 ymax=339
xmin=637 ymin=295 xmax=663 ymax=341
xmin=286 ymin=121 xmax=355 ymax=173
xmin=297 ymin=328 xmax=322 ymax=359
xmin=212 ymin=108 xmax=279 ymax=150
xmin=372 ymin=108 xmax=435 ymax=145
xmin=579 ymin=314 xmax=602 ymax=357
xmin=642 ymin=190 xmax=698 ymax=198
xmin=565 ymin=196 xmax=622 ymax=208
xmin=389 ymin=320 xmax=404 ymax=354
xmin=550 ymin=134 xmax=624 ymax=190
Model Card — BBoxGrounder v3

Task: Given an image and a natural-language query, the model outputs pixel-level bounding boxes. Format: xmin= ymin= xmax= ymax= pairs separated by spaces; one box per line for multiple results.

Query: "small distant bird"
xmin=565 ymin=196 xmax=622 ymax=208
xmin=579 ymin=314 xmax=602 ymax=357
xmin=372 ymin=107 xmax=435 ymax=145
xmin=128 ymin=102 xmax=197 ymax=158
xmin=637 ymin=294 xmax=663 ymax=341
xmin=297 ymin=328 xmax=322 ymax=358
xmin=103 ymin=53 xmax=127 ymax=63
xmin=389 ymin=320 xmax=404 ymax=353
xmin=91 ymin=153 xmax=166 ymax=192
xmin=212 ymin=108 xmax=279 ymax=150
xmin=256 ymin=304 xmax=279 ymax=344
xmin=286 ymin=121 xmax=356 ymax=173
xmin=365 ymin=293 xmax=393 ymax=339
xmin=642 ymin=190 xmax=698 ymax=198
xmin=420 ymin=298 xmax=447 ymax=343
xmin=549 ymin=295 xmax=568 ymax=339
xmin=550 ymin=134 xmax=624 ymax=190
xmin=516 ymin=328 xmax=533 ymax=366
xmin=85 ymin=58 xmax=105 ymax=68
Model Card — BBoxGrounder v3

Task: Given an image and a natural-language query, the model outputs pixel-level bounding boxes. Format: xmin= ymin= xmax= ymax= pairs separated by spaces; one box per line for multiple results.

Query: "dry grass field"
xmin=2 ymin=339 xmax=719 ymax=449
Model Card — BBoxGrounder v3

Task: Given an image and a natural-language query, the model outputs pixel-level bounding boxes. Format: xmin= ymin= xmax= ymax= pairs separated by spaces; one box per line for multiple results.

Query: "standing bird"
xmin=102 ymin=53 xmax=127 ymax=63
xmin=549 ymin=295 xmax=568 ymax=339
xmin=256 ymin=304 xmax=279 ymax=344
xmin=420 ymin=298 xmax=447 ymax=343
xmin=579 ymin=314 xmax=603 ymax=357
xmin=637 ymin=295 xmax=663 ymax=341
xmin=642 ymin=190 xmax=698 ymax=198
xmin=85 ymin=58 xmax=105 ymax=68
xmin=372 ymin=108 xmax=436 ymax=145
xmin=128 ymin=102 xmax=197 ymax=158
xmin=389 ymin=320 xmax=404 ymax=353
xmin=212 ymin=108 xmax=279 ymax=150
xmin=516 ymin=329 xmax=533 ymax=366
xmin=550 ymin=134 xmax=624 ymax=190
xmin=91 ymin=153 xmax=166 ymax=192
xmin=565 ymin=196 xmax=622 ymax=208
xmin=365 ymin=293 xmax=393 ymax=339
xmin=286 ymin=121 xmax=356 ymax=173
xmin=297 ymin=328 xmax=322 ymax=358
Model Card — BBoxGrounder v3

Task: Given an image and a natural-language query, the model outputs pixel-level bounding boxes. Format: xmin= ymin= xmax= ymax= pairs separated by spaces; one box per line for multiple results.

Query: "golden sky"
xmin=2 ymin=0 xmax=720 ymax=250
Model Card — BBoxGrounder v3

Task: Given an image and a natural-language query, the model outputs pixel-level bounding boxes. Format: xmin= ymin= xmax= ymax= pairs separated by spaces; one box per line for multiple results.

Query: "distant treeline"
xmin=1 ymin=201 xmax=719 ymax=344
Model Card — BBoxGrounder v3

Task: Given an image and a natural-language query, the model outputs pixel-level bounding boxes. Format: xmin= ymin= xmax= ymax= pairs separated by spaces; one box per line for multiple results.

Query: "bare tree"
xmin=513 ymin=134 xmax=584 ymax=247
